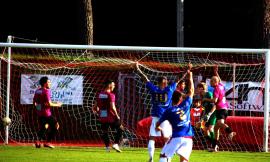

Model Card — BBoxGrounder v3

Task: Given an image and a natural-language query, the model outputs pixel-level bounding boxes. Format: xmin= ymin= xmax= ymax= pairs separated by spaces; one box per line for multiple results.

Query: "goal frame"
xmin=0 ymin=40 xmax=269 ymax=152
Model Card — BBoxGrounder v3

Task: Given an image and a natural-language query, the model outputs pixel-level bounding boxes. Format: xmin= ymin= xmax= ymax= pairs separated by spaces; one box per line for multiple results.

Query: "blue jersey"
xmin=158 ymin=96 xmax=193 ymax=138
xmin=146 ymin=81 xmax=177 ymax=118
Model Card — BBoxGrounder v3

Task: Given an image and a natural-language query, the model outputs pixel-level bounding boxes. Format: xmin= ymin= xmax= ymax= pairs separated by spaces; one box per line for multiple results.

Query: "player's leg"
xmin=159 ymin=138 xmax=178 ymax=162
xmin=47 ymin=116 xmax=58 ymax=141
xmin=176 ymin=137 xmax=193 ymax=162
xmin=160 ymin=120 xmax=172 ymax=142
xmin=208 ymin=125 xmax=215 ymax=149
xmin=44 ymin=116 xmax=58 ymax=148
xmin=180 ymin=156 xmax=189 ymax=162
xmin=207 ymin=112 xmax=216 ymax=149
xmin=111 ymin=119 xmax=123 ymax=152
xmin=36 ymin=116 xmax=47 ymax=148
xmin=101 ymin=123 xmax=110 ymax=151
xmin=217 ymin=109 xmax=236 ymax=141
xmin=148 ymin=117 xmax=161 ymax=162
xmin=212 ymin=119 xmax=222 ymax=152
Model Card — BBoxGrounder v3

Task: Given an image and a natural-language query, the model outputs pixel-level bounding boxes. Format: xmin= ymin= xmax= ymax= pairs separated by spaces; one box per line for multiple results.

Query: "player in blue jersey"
xmin=136 ymin=62 xmax=192 ymax=162
xmin=156 ymin=69 xmax=194 ymax=162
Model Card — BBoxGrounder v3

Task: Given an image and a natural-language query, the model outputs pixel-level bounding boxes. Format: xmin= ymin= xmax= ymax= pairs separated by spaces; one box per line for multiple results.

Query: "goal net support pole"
xmin=263 ymin=50 xmax=270 ymax=152
xmin=4 ymin=36 xmax=12 ymax=145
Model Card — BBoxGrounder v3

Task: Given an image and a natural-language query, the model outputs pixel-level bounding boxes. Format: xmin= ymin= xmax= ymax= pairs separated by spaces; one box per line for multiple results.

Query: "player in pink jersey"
xmin=92 ymin=80 xmax=123 ymax=152
xmin=33 ymin=76 xmax=62 ymax=148
xmin=209 ymin=66 xmax=236 ymax=152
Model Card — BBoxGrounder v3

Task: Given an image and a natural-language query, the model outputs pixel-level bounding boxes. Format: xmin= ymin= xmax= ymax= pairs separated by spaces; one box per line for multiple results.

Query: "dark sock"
xmin=212 ymin=139 xmax=218 ymax=148
xmin=225 ymin=127 xmax=232 ymax=134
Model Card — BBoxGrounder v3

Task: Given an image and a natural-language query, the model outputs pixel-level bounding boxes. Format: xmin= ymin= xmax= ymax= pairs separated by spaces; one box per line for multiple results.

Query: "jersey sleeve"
xmin=146 ymin=81 xmax=155 ymax=92
xmin=205 ymin=92 xmax=213 ymax=99
xmin=45 ymin=89 xmax=51 ymax=103
xmin=109 ymin=93 xmax=116 ymax=103
xmin=169 ymin=82 xmax=177 ymax=91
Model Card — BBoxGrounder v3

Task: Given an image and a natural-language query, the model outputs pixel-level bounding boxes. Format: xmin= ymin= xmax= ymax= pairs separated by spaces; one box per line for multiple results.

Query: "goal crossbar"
xmin=0 ymin=42 xmax=269 ymax=53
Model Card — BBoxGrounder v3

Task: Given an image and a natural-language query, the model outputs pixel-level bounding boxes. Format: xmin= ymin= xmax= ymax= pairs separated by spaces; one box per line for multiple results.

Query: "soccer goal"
xmin=0 ymin=37 xmax=269 ymax=152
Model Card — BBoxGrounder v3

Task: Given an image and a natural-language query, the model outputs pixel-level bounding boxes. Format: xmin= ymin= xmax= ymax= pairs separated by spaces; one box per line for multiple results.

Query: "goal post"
xmin=263 ymin=50 xmax=270 ymax=152
xmin=0 ymin=41 xmax=269 ymax=152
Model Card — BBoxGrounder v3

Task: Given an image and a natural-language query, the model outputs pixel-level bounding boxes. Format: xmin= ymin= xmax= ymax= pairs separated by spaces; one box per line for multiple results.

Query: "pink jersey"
xmin=33 ymin=88 xmax=51 ymax=117
xmin=97 ymin=91 xmax=117 ymax=123
xmin=213 ymin=83 xmax=228 ymax=110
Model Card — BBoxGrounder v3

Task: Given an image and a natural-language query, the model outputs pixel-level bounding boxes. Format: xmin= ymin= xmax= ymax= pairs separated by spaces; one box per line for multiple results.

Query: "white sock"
xmin=148 ymin=140 xmax=155 ymax=159
xmin=159 ymin=157 xmax=168 ymax=162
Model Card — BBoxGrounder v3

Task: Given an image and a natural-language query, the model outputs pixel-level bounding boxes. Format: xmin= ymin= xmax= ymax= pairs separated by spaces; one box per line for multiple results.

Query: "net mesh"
xmin=0 ymin=42 xmax=269 ymax=151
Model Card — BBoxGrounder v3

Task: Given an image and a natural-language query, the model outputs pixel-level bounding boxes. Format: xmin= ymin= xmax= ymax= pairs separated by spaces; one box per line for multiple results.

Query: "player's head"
xmin=210 ymin=76 xmax=219 ymax=87
xmin=193 ymin=95 xmax=201 ymax=107
xmin=104 ymin=79 xmax=115 ymax=91
xmin=157 ymin=76 xmax=168 ymax=89
xmin=172 ymin=90 xmax=185 ymax=105
xmin=39 ymin=76 xmax=51 ymax=89
xmin=177 ymin=80 xmax=186 ymax=92
xmin=197 ymin=82 xmax=207 ymax=95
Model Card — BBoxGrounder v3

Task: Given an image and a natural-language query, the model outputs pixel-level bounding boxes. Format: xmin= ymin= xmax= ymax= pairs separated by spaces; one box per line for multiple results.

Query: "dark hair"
xmin=172 ymin=90 xmax=184 ymax=104
xmin=178 ymin=80 xmax=186 ymax=84
xmin=178 ymin=80 xmax=185 ymax=85
xmin=197 ymin=82 xmax=207 ymax=90
xmin=103 ymin=79 xmax=114 ymax=88
xmin=157 ymin=76 xmax=167 ymax=84
xmin=39 ymin=76 xmax=49 ymax=87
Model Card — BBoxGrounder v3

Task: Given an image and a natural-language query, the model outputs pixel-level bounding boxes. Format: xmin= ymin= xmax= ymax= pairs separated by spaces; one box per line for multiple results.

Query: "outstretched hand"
xmin=187 ymin=62 xmax=192 ymax=71
xmin=214 ymin=65 xmax=218 ymax=73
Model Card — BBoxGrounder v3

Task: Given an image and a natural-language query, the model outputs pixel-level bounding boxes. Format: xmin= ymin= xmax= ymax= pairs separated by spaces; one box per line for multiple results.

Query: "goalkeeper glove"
xmin=203 ymin=112 xmax=212 ymax=122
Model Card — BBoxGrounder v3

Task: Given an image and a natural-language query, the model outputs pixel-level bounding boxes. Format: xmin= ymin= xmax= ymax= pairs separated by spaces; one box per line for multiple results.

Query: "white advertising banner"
xmin=21 ymin=74 xmax=83 ymax=105
xmin=206 ymin=79 xmax=264 ymax=112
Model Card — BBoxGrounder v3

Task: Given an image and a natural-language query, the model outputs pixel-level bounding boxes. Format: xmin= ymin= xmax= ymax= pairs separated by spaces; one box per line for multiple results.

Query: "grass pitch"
xmin=0 ymin=145 xmax=270 ymax=162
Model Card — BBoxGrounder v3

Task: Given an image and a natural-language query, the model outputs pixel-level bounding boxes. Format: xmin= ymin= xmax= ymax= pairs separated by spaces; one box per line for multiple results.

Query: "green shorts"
xmin=205 ymin=111 xmax=216 ymax=127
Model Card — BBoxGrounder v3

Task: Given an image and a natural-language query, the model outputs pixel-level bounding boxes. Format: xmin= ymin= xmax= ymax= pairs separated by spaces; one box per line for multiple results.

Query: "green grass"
xmin=0 ymin=145 xmax=270 ymax=162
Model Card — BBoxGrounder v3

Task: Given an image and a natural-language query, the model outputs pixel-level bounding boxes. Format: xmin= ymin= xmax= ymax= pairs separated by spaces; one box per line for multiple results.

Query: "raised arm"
xmin=186 ymin=69 xmax=194 ymax=98
xmin=176 ymin=63 xmax=193 ymax=84
xmin=214 ymin=65 xmax=221 ymax=82
xmin=136 ymin=62 xmax=150 ymax=82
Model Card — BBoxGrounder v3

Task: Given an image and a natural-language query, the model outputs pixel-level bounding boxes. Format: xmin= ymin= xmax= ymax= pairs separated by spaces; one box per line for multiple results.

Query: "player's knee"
xmin=163 ymin=137 xmax=170 ymax=143
xmin=55 ymin=122 xmax=60 ymax=130
xmin=180 ymin=156 xmax=188 ymax=162
xmin=208 ymin=126 xmax=214 ymax=132
xmin=149 ymin=136 xmax=155 ymax=140
xmin=119 ymin=124 xmax=124 ymax=131
xmin=45 ymin=123 xmax=49 ymax=129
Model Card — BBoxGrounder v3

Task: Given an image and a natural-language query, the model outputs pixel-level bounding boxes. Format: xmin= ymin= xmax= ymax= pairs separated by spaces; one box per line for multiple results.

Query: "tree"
xmin=264 ymin=0 xmax=270 ymax=47
xmin=84 ymin=0 xmax=93 ymax=45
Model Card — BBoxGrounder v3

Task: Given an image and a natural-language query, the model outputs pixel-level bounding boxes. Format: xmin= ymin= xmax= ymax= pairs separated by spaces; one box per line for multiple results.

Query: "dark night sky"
xmin=0 ymin=0 xmax=266 ymax=48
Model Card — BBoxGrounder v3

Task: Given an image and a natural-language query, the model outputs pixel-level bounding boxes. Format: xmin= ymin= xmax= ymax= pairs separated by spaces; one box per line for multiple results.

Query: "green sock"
xmin=210 ymin=131 xmax=215 ymax=142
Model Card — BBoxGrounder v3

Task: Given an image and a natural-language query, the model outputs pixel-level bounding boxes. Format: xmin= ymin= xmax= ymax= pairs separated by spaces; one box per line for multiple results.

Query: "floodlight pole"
xmin=4 ymin=36 xmax=12 ymax=145
xmin=177 ymin=0 xmax=184 ymax=47
xmin=263 ymin=50 xmax=270 ymax=152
